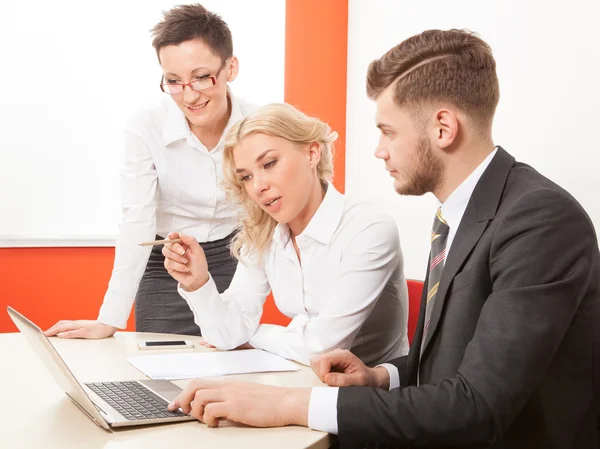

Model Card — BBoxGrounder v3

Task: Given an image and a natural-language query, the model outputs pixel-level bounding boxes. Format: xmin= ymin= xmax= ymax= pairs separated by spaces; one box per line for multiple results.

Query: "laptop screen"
xmin=6 ymin=306 xmax=109 ymax=429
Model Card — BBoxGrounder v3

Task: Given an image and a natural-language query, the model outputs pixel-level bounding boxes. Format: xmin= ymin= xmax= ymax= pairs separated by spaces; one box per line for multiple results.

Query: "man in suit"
xmin=167 ymin=29 xmax=600 ymax=448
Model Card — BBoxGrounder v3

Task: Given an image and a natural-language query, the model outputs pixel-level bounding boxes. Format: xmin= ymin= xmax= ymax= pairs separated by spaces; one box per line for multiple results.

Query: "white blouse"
xmin=179 ymin=184 xmax=410 ymax=366
xmin=98 ymin=92 xmax=257 ymax=329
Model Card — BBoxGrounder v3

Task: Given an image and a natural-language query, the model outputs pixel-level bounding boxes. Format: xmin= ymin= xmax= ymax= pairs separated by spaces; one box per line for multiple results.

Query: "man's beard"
xmin=395 ymin=135 xmax=443 ymax=196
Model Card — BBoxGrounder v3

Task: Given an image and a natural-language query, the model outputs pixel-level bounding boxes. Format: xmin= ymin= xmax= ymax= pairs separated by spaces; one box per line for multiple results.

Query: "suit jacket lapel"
xmin=418 ymin=147 xmax=516 ymax=362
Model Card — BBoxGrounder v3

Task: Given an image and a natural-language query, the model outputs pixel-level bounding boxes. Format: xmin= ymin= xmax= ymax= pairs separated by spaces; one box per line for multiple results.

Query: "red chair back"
xmin=260 ymin=293 xmax=291 ymax=326
xmin=406 ymin=279 xmax=424 ymax=345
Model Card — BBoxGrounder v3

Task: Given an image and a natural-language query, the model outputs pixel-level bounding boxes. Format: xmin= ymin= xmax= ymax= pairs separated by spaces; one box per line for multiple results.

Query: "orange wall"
xmin=0 ymin=0 xmax=348 ymax=333
xmin=285 ymin=0 xmax=348 ymax=192
xmin=0 ymin=247 xmax=286 ymax=333
xmin=0 ymin=248 xmax=126 ymax=333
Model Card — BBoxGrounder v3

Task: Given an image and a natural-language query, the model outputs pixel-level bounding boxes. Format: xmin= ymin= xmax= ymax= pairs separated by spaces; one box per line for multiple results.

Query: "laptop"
xmin=7 ymin=306 xmax=195 ymax=429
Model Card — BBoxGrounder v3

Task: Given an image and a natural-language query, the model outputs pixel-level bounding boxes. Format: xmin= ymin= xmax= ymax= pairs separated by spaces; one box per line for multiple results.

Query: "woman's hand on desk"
xmin=197 ymin=337 xmax=216 ymax=348
xmin=44 ymin=320 xmax=117 ymax=339
xmin=198 ymin=338 xmax=253 ymax=350
xmin=163 ymin=232 xmax=210 ymax=292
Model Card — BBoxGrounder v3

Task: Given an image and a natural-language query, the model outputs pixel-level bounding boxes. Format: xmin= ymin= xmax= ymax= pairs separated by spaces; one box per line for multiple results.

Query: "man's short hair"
xmin=367 ymin=29 xmax=500 ymax=130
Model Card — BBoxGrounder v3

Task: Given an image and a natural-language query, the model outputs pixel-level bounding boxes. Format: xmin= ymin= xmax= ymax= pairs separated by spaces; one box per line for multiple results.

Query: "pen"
xmin=138 ymin=238 xmax=183 ymax=247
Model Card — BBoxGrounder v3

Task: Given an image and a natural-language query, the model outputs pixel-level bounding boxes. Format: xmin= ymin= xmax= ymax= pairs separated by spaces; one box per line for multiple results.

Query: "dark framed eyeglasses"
xmin=160 ymin=58 xmax=230 ymax=95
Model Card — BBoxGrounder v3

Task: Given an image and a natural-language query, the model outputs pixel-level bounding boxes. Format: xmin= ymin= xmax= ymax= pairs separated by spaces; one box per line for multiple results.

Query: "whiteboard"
xmin=346 ymin=0 xmax=600 ymax=278
xmin=0 ymin=0 xmax=285 ymax=246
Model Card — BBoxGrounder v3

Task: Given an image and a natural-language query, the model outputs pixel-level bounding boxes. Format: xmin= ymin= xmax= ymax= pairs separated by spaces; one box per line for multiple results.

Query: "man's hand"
xmin=44 ymin=320 xmax=117 ymax=339
xmin=310 ymin=349 xmax=390 ymax=389
xmin=163 ymin=232 xmax=210 ymax=292
xmin=168 ymin=379 xmax=310 ymax=428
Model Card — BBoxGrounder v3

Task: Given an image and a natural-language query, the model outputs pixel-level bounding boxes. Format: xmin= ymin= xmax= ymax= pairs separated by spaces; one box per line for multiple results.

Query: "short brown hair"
xmin=151 ymin=3 xmax=233 ymax=62
xmin=367 ymin=29 xmax=500 ymax=129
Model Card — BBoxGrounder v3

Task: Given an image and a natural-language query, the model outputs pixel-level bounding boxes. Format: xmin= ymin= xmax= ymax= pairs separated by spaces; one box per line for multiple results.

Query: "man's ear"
xmin=434 ymin=109 xmax=459 ymax=149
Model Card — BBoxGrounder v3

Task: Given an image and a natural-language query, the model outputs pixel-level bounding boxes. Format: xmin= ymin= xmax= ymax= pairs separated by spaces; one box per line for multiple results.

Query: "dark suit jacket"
xmin=337 ymin=147 xmax=600 ymax=448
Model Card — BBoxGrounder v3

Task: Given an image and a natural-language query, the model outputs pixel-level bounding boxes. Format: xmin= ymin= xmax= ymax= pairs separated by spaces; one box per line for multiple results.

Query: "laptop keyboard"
xmin=85 ymin=381 xmax=186 ymax=421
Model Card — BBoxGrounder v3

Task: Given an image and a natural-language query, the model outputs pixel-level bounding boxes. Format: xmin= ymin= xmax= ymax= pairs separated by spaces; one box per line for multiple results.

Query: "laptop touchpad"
xmin=138 ymin=379 xmax=183 ymax=403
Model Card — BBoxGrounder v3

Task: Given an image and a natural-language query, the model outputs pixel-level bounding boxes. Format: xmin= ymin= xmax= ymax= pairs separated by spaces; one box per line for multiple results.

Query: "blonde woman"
xmin=163 ymin=103 xmax=409 ymax=366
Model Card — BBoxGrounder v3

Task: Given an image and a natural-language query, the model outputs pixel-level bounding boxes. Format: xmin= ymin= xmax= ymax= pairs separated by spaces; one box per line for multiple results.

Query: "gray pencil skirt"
xmin=134 ymin=232 xmax=237 ymax=336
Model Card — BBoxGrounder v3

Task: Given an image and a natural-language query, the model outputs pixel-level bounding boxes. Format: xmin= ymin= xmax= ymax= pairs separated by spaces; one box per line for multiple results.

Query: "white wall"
xmin=0 ymin=0 xmax=285 ymax=246
xmin=346 ymin=0 xmax=600 ymax=279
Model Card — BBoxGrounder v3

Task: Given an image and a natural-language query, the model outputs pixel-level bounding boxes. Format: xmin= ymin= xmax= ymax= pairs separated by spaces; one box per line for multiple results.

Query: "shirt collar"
xmin=273 ymin=181 xmax=345 ymax=247
xmin=440 ymin=148 xmax=498 ymax=232
xmin=162 ymin=88 xmax=244 ymax=148
xmin=162 ymin=99 xmax=189 ymax=146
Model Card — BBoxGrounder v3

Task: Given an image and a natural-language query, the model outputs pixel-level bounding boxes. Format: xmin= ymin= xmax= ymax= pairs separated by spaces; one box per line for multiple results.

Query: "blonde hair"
xmin=223 ymin=103 xmax=337 ymax=263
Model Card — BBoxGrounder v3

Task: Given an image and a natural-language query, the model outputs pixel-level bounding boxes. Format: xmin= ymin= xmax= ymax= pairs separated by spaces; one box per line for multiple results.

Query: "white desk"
xmin=0 ymin=332 xmax=333 ymax=449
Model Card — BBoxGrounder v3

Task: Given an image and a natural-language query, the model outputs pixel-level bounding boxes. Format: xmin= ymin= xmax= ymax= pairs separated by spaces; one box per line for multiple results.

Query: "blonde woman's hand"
xmin=197 ymin=337 xmax=216 ymax=348
xmin=197 ymin=338 xmax=253 ymax=350
xmin=163 ymin=232 xmax=209 ymax=292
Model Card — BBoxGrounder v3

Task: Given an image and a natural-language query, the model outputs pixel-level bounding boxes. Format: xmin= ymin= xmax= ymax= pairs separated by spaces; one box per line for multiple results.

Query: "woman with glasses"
xmin=162 ymin=103 xmax=409 ymax=366
xmin=45 ymin=4 xmax=257 ymax=339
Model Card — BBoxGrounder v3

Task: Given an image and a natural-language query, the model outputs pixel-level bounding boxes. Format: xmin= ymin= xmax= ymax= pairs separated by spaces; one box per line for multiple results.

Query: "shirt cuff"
xmin=96 ymin=315 xmax=124 ymax=330
xmin=377 ymin=363 xmax=400 ymax=390
xmin=248 ymin=324 xmax=284 ymax=350
xmin=308 ymin=387 xmax=339 ymax=435
xmin=177 ymin=274 xmax=217 ymax=302
xmin=97 ymin=291 xmax=136 ymax=329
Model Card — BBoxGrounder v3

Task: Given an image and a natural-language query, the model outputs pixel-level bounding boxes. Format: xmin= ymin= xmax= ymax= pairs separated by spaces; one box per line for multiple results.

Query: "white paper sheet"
xmin=127 ymin=349 xmax=299 ymax=380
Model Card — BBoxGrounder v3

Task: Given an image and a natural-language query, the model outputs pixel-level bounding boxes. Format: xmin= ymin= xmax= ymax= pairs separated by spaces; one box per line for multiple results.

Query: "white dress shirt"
xmin=178 ymin=183 xmax=410 ymax=367
xmin=308 ymin=148 xmax=498 ymax=435
xmin=97 ymin=92 xmax=258 ymax=329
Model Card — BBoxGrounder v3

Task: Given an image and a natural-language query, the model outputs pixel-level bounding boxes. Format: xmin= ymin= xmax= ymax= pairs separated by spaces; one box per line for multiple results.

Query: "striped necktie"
xmin=420 ymin=207 xmax=450 ymax=355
